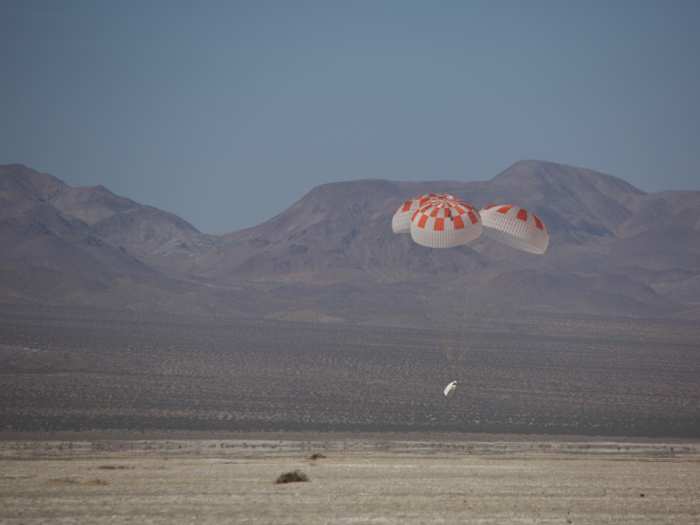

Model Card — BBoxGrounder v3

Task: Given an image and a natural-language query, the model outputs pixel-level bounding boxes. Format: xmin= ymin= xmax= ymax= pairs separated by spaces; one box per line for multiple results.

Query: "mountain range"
xmin=1 ymin=161 xmax=698 ymax=325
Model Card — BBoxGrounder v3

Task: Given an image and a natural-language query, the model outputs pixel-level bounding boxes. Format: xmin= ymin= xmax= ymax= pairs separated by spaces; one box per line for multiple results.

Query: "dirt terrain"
xmin=1 ymin=439 xmax=699 ymax=524
xmin=1 ymin=306 xmax=699 ymax=437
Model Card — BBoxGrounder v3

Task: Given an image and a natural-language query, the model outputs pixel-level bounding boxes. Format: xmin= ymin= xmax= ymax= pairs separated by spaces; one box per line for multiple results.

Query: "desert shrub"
xmin=308 ymin=453 xmax=326 ymax=460
xmin=275 ymin=470 xmax=308 ymax=484
xmin=84 ymin=479 xmax=108 ymax=486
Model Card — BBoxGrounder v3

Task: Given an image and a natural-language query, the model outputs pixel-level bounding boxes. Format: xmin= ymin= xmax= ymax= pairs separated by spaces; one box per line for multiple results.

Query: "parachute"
xmin=409 ymin=197 xmax=482 ymax=249
xmin=391 ymin=194 xmax=549 ymax=393
xmin=392 ymin=193 xmax=459 ymax=234
xmin=392 ymin=194 xmax=549 ymax=255
xmin=479 ymin=204 xmax=549 ymax=254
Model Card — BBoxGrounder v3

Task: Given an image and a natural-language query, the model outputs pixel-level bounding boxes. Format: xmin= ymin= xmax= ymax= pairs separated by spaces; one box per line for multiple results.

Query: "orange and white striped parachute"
xmin=479 ymin=204 xmax=549 ymax=254
xmin=392 ymin=193 xmax=459 ymax=234
xmin=409 ymin=197 xmax=482 ymax=249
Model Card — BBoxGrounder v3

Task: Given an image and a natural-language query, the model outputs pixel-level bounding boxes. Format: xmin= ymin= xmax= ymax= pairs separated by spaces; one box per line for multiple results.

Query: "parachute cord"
xmin=455 ymin=287 xmax=488 ymax=382
xmin=456 ymin=284 xmax=471 ymax=365
xmin=459 ymin=311 xmax=488 ymax=363
xmin=458 ymin=300 xmax=486 ymax=362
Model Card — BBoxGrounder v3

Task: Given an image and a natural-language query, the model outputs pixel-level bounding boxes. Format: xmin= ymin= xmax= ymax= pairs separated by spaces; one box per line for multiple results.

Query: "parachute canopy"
xmin=392 ymin=194 xmax=549 ymax=254
xmin=479 ymin=204 xmax=549 ymax=254
xmin=392 ymin=193 xmax=459 ymax=234
xmin=409 ymin=197 xmax=482 ymax=249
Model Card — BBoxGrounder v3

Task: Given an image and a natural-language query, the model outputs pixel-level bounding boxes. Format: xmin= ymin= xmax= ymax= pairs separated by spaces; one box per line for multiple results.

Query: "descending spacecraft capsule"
xmin=444 ymin=380 xmax=460 ymax=397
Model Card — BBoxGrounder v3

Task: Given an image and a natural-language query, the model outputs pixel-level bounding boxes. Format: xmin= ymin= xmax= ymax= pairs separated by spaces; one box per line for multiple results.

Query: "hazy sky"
xmin=2 ymin=1 xmax=699 ymax=233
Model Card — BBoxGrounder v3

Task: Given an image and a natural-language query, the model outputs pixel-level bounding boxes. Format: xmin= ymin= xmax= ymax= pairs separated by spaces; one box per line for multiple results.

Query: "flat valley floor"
xmin=3 ymin=307 xmax=700 ymax=437
xmin=2 ymin=439 xmax=699 ymax=524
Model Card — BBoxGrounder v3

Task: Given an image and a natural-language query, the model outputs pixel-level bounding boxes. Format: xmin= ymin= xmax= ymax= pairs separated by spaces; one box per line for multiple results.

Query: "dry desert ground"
xmin=1 ymin=439 xmax=699 ymax=524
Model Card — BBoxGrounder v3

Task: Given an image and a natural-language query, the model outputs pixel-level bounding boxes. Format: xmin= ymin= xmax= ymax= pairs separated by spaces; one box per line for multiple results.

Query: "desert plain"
xmin=1 ymin=438 xmax=699 ymax=524
xmin=1 ymin=306 xmax=699 ymax=523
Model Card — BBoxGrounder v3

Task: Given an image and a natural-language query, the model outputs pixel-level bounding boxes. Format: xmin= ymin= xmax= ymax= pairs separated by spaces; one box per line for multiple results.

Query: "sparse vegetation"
xmin=0 ymin=308 xmax=698 ymax=438
xmin=6 ymin=450 xmax=698 ymax=523
xmin=46 ymin=478 xmax=78 ymax=484
xmin=84 ymin=479 xmax=108 ymax=486
xmin=275 ymin=470 xmax=308 ymax=484
xmin=309 ymin=453 xmax=326 ymax=460
xmin=46 ymin=478 xmax=108 ymax=486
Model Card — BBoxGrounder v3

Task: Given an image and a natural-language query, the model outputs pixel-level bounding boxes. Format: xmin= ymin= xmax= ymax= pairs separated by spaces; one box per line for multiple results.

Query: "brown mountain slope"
xmin=202 ymin=160 xmax=652 ymax=284
xmin=0 ymin=165 xmax=153 ymax=279
xmin=193 ymin=179 xmax=490 ymax=284
xmin=184 ymin=160 xmax=695 ymax=318
xmin=0 ymin=165 xmax=254 ymax=316
xmin=35 ymin=172 xmax=229 ymax=268
xmin=489 ymin=160 xmax=645 ymax=231
xmin=0 ymin=161 xmax=697 ymax=322
xmin=618 ymin=190 xmax=700 ymax=237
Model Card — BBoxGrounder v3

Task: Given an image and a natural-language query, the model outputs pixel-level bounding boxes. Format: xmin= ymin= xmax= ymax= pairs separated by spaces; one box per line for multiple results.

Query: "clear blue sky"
xmin=2 ymin=1 xmax=699 ymax=233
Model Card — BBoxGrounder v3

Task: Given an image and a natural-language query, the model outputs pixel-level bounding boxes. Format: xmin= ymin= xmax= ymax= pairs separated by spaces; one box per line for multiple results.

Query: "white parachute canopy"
xmin=479 ymin=204 xmax=549 ymax=254
xmin=392 ymin=193 xmax=459 ymax=234
xmin=409 ymin=197 xmax=482 ymax=249
xmin=444 ymin=380 xmax=460 ymax=397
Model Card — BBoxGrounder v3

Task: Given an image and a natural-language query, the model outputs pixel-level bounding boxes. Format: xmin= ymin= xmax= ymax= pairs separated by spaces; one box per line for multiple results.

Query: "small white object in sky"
xmin=444 ymin=380 xmax=460 ymax=397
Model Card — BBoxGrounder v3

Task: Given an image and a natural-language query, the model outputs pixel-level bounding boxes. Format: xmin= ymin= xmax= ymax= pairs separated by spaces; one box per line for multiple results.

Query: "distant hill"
xmin=1 ymin=161 xmax=698 ymax=324
xmin=0 ymin=164 xmax=250 ymax=317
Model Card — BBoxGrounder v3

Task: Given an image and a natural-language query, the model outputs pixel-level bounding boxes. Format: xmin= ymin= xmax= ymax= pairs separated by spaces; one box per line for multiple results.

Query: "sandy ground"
xmin=1 ymin=440 xmax=699 ymax=524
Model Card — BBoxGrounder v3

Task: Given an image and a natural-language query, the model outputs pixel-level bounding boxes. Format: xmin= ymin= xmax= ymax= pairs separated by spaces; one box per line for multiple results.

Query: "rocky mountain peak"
xmin=1 ymin=161 xmax=698 ymax=322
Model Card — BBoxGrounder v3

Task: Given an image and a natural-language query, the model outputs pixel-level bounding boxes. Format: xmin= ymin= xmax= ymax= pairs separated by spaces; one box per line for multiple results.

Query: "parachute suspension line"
xmin=453 ymin=283 xmax=473 ymax=380
xmin=423 ymin=294 xmax=453 ymax=382
xmin=442 ymin=334 xmax=454 ymax=381
xmin=456 ymin=284 xmax=469 ymax=364
xmin=441 ymin=283 xmax=470 ymax=382
xmin=450 ymin=284 xmax=488 ymax=384
xmin=458 ymin=303 xmax=488 ymax=364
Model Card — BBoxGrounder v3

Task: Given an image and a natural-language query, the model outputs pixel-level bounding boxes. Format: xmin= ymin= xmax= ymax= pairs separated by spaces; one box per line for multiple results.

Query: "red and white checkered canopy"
xmin=479 ymin=204 xmax=549 ymax=254
xmin=392 ymin=194 xmax=549 ymax=253
xmin=409 ymin=197 xmax=482 ymax=249
xmin=392 ymin=193 xmax=461 ymax=234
